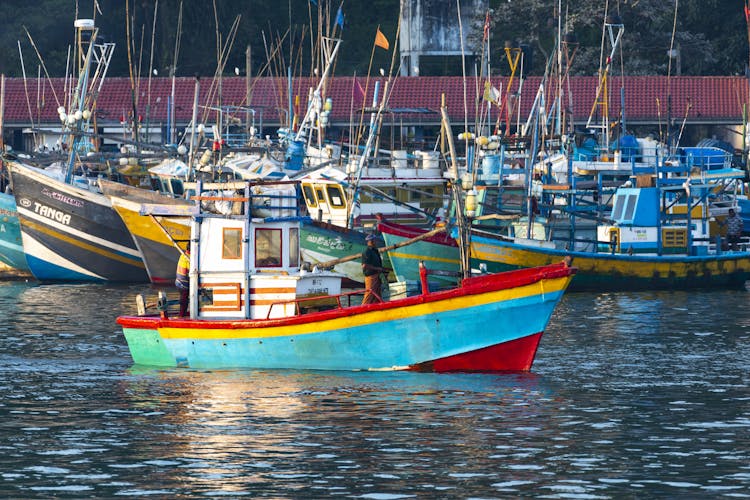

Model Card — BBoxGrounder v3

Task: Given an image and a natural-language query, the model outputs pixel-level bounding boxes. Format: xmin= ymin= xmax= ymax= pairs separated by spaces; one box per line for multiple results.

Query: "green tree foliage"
xmin=487 ymin=0 xmax=748 ymax=77
xmin=0 ymin=0 xmax=746 ymax=78
xmin=0 ymin=0 xmax=397 ymax=78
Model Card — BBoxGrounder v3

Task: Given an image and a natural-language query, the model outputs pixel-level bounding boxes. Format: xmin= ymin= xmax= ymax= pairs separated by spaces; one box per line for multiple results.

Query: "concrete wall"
xmin=400 ymin=0 xmax=488 ymax=76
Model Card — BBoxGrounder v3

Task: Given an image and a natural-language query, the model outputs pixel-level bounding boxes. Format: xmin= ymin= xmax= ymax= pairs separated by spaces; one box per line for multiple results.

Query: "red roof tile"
xmin=1 ymin=75 xmax=747 ymax=126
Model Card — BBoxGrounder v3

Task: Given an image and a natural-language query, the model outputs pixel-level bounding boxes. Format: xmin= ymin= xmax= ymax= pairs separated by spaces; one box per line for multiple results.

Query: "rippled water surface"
xmin=0 ymin=281 xmax=748 ymax=498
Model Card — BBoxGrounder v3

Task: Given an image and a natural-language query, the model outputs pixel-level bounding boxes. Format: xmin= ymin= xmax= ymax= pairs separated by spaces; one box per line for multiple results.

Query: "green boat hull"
xmin=300 ymin=221 xmax=389 ymax=285
xmin=123 ymin=327 xmax=178 ymax=367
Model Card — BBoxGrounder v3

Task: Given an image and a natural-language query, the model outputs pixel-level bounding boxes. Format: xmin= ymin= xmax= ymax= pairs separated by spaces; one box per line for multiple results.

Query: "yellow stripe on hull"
xmin=472 ymin=241 xmax=750 ymax=280
xmin=25 ymin=219 xmax=145 ymax=268
xmin=112 ymin=205 xmax=190 ymax=248
xmin=160 ymin=275 xmax=573 ymax=340
xmin=389 ymin=251 xmax=461 ymax=265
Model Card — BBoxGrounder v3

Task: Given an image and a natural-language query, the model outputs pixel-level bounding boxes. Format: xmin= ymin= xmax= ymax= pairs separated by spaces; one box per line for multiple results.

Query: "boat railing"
xmin=190 ymin=179 xmax=302 ymax=218
xmin=708 ymin=236 xmax=750 ymax=254
xmin=265 ymin=288 xmax=377 ymax=319
xmin=265 ymin=260 xmax=463 ymax=318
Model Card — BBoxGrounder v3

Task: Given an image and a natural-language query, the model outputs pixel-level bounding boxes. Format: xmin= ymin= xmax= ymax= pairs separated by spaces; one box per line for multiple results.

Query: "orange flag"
xmin=374 ymin=28 xmax=390 ymax=50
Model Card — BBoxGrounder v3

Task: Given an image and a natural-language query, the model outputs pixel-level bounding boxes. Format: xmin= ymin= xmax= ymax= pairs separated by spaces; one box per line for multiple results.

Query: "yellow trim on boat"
xmin=389 ymin=251 xmax=461 ymax=265
xmin=24 ymin=219 xmax=145 ymax=268
xmin=113 ymin=205 xmax=189 ymax=247
xmin=158 ymin=275 xmax=573 ymax=340
xmin=472 ymin=240 xmax=750 ymax=279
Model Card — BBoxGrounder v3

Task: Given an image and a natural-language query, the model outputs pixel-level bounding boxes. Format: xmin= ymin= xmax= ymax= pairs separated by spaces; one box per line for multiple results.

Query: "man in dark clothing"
xmin=361 ymin=234 xmax=388 ymax=304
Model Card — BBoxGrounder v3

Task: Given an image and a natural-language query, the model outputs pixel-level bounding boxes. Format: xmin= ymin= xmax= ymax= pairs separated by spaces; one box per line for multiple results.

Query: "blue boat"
xmin=9 ymin=162 xmax=149 ymax=282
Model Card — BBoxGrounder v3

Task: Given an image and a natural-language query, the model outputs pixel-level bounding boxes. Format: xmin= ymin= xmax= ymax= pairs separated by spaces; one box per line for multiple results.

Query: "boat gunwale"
xmin=117 ymin=261 xmax=575 ymax=330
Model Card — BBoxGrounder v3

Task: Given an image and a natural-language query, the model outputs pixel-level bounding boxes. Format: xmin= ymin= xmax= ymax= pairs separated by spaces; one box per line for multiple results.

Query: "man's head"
xmin=366 ymin=234 xmax=377 ymax=246
xmin=729 ymin=209 xmax=736 ymax=216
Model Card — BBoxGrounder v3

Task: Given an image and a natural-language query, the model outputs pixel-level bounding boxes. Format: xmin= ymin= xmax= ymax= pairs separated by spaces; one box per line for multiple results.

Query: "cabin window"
xmin=612 ymin=196 xmax=625 ymax=220
xmin=222 ymin=228 xmax=243 ymax=260
xmin=662 ymin=228 xmax=687 ymax=248
xmin=326 ymin=185 xmax=345 ymax=207
xmin=315 ymin=188 xmax=326 ymax=205
xmin=255 ymin=228 xmax=282 ymax=267
xmin=289 ymin=228 xmax=300 ymax=267
xmin=169 ymin=178 xmax=185 ymax=196
xmin=623 ymin=195 xmax=637 ymax=221
xmin=302 ymin=184 xmax=317 ymax=207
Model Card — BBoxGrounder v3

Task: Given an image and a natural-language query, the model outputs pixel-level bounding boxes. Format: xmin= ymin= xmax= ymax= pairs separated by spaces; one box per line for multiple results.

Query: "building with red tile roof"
xmin=1 ymin=75 xmax=748 ymax=151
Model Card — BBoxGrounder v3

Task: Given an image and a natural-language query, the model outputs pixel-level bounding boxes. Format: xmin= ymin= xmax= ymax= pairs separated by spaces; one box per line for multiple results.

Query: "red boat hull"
xmin=409 ymin=332 xmax=543 ymax=372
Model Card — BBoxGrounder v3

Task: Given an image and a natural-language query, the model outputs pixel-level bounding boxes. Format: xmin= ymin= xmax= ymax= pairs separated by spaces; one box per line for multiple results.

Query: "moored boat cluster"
xmin=1 ymin=13 xmax=749 ymax=372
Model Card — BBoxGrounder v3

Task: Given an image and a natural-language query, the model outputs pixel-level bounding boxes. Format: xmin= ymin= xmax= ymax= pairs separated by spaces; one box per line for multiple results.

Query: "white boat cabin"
xmin=185 ymin=183 xmax=342 ymax=320
xmin=296 ymin=165 xmax=447 ymax=228
xmin=300 ymin=179 xmax=349 ymax=227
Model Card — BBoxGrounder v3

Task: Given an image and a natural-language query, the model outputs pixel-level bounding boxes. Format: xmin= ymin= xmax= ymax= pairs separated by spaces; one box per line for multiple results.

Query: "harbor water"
xmin=0 ymin=280 xmax=748 ymax=498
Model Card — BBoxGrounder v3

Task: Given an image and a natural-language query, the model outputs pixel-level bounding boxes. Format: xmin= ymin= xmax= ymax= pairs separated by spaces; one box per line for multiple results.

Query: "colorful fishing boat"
xmin=470 ymin=232 xmax=750 ymax=291
xmin=117 ymin=180 xmax=576 ymax=372
xmin=99 ymin=179 xmax=192 ymax=285
xmin=9 ymin=162 xmax=149 ymax=282
xmin=469 ymin=171 xmax=750 ymax=290
xmin=378 ymin=218 xmax=460 ymax=288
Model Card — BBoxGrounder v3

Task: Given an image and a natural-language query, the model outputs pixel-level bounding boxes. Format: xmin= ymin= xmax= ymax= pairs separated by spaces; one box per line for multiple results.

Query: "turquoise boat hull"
xmin=378 ymin=220 xmax=460 ymax=287
xmin=117 ymin=262 xmax=576 ymax=371
xmin=0 ymin=191 xmax=30 ymax=272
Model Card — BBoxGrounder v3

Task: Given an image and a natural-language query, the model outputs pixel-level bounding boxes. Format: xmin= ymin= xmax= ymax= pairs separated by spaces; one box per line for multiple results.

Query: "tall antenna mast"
xmin=585 ymin=13 xmax=624 ymax=152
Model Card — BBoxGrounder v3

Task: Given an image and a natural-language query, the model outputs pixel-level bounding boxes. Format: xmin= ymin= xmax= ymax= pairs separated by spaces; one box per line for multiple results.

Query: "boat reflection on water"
xmin=117 ymin=368 xmax=315 ymax=492
xmin=3 ymin=279 xmax=749 ymax=497
xmin=116 ymin=367 xmax=553 ymax=483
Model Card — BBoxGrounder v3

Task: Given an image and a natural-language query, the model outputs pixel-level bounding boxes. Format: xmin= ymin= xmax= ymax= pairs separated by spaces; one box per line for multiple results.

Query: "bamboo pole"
xmin=187 ymin=77 xmax=200 ymax=177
